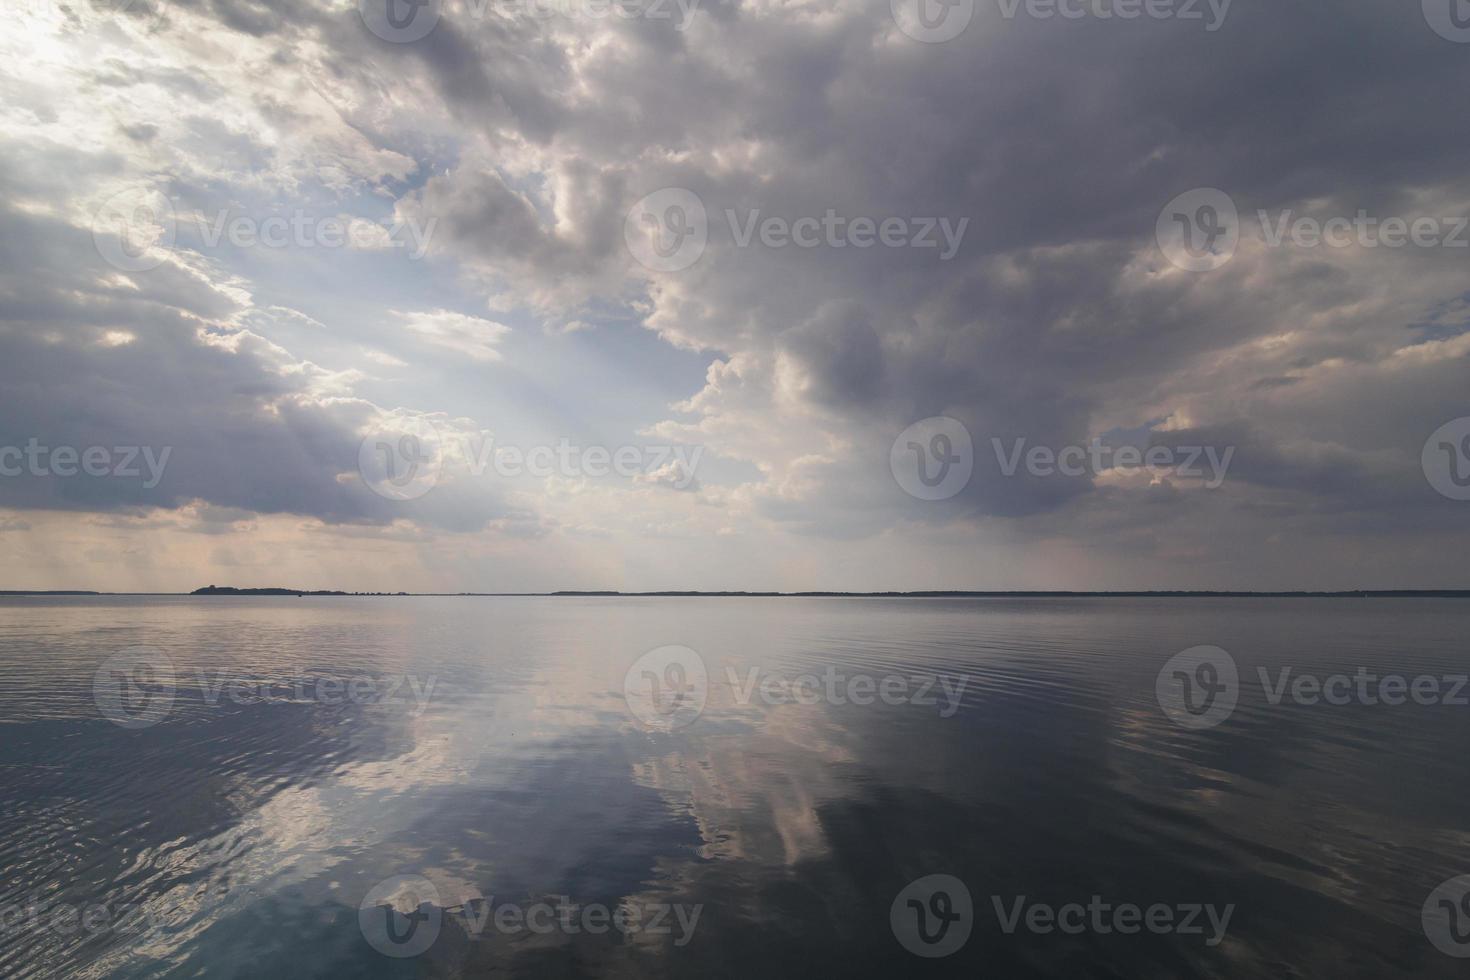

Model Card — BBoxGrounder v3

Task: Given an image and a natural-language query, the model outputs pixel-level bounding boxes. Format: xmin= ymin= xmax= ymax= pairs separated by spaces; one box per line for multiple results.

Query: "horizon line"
xmin=4 ymin=587 xmax=1470 ymax=599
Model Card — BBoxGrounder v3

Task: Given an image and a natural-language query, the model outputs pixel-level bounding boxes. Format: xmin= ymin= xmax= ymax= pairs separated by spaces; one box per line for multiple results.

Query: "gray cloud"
xmin=4 ymin=0 xmax=1470 ymax=586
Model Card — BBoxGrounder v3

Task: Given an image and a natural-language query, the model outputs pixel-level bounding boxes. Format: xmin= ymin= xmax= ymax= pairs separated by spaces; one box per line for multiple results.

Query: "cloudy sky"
xmin=2 ymin=0 xmax=1468 ymax=592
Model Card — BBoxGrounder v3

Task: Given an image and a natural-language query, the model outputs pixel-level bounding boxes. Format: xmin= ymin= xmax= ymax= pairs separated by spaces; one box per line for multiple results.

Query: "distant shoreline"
xmin=2 ymin=588 xmax=1470 ymax=599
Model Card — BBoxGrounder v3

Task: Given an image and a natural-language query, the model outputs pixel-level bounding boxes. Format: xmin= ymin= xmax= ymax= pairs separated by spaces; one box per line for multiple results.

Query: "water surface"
xmin=2 ymin=596 xmax=1468 ymax=977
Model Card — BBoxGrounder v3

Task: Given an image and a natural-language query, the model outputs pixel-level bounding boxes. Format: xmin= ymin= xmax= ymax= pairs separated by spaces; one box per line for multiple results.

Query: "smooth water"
xmin=2 ymin=596 xmax=1469 ymax=977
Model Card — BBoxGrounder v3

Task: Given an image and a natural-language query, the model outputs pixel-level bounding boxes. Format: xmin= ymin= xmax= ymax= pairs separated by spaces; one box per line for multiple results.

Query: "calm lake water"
xmin=3 ymin=596 xmax=1470 ymax=977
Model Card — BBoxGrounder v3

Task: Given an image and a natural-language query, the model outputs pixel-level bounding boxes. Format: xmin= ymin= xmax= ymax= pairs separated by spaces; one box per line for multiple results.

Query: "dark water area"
xmin=2 ymin=595 xmax=1470 ymax=977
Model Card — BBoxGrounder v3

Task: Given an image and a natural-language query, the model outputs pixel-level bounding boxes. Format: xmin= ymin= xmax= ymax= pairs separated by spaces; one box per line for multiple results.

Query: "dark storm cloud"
xmin=0 ymin=203 xmax=511 ymax=532
xmin=531 ymin=0 xmax=1470 ymax=544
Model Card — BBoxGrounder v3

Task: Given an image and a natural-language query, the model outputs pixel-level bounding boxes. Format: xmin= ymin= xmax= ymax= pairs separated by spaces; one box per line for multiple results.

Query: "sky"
xmin=1 ymin=0 xmax=1469 ymax=592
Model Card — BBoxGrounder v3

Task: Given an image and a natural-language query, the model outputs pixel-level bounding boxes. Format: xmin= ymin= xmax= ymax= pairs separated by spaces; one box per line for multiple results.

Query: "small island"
xmin=190 ymin=586 xmax=407 ymax=596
